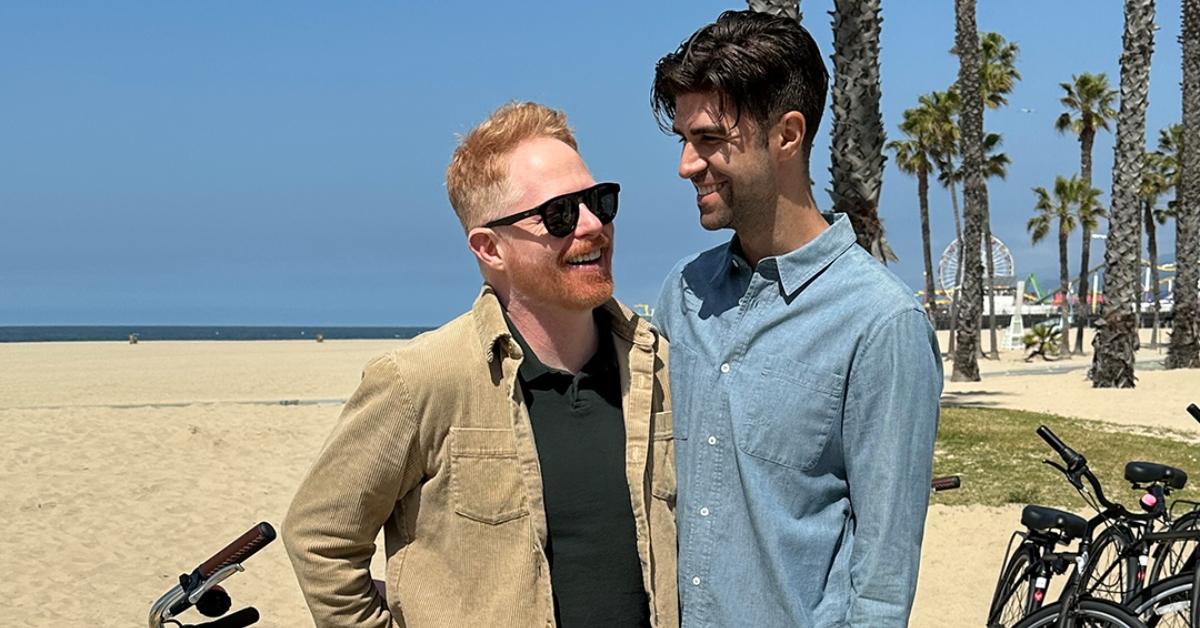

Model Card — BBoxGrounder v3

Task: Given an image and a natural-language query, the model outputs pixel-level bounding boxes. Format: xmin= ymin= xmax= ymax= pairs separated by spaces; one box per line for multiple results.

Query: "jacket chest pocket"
xmin=650 ymin=411 xmax=677 ymax=507
xmin=729 ymin=356 xmax=845 ymax=472
xmin=449 ymin=427 xmax=529 ymax=525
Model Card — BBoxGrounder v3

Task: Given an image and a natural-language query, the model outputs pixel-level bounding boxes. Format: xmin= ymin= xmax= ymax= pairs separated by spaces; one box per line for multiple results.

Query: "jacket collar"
xmin=470 ymin=284 xmax=656 ymax=364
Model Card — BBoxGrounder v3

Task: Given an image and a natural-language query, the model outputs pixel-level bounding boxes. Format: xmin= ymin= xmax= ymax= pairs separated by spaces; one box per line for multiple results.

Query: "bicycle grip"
xmin=196 ymin=523 xmax=276 ymax=579
xmin=1036 ymin=425 xmax=1085 ymax=469
xmin=1188 ymin=404 xmax=1200 ymax=424
xmin=931 ymin=475 xmax=961 ymax=492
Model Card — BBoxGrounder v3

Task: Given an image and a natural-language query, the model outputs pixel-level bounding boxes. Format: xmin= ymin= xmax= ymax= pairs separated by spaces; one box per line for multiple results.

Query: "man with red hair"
xmin=284 ymin=102 xmax=678 ymax=628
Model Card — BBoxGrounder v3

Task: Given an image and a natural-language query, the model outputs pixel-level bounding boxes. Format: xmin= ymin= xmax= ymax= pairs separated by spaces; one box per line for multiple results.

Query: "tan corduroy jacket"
xmin=283 ymin=286 xmax=678 ymax=628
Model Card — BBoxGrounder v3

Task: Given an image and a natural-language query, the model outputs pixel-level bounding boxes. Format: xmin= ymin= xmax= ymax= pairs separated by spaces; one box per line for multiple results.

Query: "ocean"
xmin=0 ymin=326 xmax=433 ymax=343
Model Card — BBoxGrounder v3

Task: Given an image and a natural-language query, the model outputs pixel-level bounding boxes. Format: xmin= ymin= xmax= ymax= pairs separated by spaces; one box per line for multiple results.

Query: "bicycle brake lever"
xmin=1042 ymin=459 xmax=1082 ymax=489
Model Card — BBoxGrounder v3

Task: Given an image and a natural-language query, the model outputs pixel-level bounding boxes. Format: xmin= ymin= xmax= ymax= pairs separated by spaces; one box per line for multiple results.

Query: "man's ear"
xmin=467 ymin=227 xmax=505 ymax=273
xmin=773 ymin=111 xmax=807 ymax=162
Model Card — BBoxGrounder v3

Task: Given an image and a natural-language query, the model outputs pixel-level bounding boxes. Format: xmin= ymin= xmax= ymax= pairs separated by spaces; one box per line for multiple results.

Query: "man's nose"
xmin=678 ymin=141 xmax=705 ymax=180
xmin=574 ymin=202 xmax=604 ymax=237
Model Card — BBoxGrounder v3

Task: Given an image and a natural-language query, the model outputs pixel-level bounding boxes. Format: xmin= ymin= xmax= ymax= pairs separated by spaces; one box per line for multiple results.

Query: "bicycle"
xmin=1008 ymin=425 xmax=1200 ymax=627
xmin=987 ymin=503 xmax=1089 ymax=627
xmin=1144 ymin=405 xmax=1200 ymax=587
xmin=148 ymin=522 xmax=276 ymax=628
xmin=1077 ymin=405 xmax=1200 ymax=604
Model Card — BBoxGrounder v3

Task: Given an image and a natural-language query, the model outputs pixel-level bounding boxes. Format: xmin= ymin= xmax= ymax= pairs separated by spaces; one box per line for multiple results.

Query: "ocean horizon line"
xmin=0 ymin=325 xmax=436 ymax=343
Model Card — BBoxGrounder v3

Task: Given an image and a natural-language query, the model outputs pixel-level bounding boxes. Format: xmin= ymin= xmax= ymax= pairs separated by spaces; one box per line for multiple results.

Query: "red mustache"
xmin=560 ymin=234 xmax=611 ymax=263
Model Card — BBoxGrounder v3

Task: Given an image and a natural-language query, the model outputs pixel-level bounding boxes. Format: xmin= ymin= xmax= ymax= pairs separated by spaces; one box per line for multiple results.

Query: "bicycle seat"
xmin=1022 ymin=505 xmax=1088 ymax=539
xmin=1125 ymin=461 xmax=1187 ymax=489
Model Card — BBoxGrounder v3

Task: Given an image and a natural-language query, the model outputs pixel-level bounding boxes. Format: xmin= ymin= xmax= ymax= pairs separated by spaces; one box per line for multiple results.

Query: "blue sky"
xmin=0 ymin=1 xmax=1186 ymax=325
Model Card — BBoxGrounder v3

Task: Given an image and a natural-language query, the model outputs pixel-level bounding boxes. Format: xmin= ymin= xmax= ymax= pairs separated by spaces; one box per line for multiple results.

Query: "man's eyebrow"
xmin=673 ymin=123 xmax=728 ymax=137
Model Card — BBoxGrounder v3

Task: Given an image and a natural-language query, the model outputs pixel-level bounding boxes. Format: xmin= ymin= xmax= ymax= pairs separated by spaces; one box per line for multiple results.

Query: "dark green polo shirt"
xmin=506 ymin=312 xmax=650 ymax=628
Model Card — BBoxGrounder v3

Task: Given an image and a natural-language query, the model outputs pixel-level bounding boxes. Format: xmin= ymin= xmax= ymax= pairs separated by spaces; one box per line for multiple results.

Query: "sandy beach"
xmin=1 ymin=335 xmax=1196 ymax=627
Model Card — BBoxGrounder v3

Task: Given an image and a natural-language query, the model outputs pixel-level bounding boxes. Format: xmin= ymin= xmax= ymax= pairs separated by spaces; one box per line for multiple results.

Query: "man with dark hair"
xmin=284 ymin=102 xmax=678 ymax=627
xmin=650 ymin=10 xmax=941 ymax=627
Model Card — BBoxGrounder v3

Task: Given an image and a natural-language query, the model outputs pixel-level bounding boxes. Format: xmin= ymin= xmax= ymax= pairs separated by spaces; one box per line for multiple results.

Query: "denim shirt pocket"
xmin=730 ymin=355 xmax=845 ymax=471
xmin=667 ymin=344 xmax=702 ymax=442
xmin=448 ymin=427 xmax=529 ymax=525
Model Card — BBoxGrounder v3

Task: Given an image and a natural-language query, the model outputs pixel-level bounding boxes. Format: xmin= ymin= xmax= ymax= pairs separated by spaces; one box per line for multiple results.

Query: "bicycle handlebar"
xmin=1036 ymin=425 xmax=1086 ymax=472
xmin=931 ymin=475 xmax=961 ymax=492
xmin=196 ymin=523 xmax=276 ymax=579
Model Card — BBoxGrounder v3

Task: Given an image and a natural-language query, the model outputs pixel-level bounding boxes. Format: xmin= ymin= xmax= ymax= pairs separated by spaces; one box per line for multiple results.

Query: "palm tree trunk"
xmin=1074 ymin=127 xmax=1096 ymax=354
xmin=952 ymin=0 xmax=985 ymax=381
xmin=946 ymin=178 xmax=963 ymax=356
xmin=829 ymin=0 xmax=892 ymax=262
xmin=949 ymin=178 xmax=963 ymax=243
xmin=1094 ymin=0 xmax=1156 ymax=387
xmin=918 ymin=165 xmax=937 ymax=319
xmin=747 ymin=0 xmax=801 ymax=22
xmin=983 ymin=197 xmax=1000 ymax=358
xmin=1146 ymin=200 xmax=1162 ymax=347
xmin=1167 ymin=0 xmax=1200 ymax=369
xmin=1059 ymin=226 xmax=1073 ymax=356
xmin=1073 ymin=232 xmax=1091 ymax=355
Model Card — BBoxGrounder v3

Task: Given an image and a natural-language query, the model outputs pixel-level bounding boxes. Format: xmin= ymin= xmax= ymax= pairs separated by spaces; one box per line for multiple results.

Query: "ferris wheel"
xmin=938 ymin=236 xmax=1016 ymax=293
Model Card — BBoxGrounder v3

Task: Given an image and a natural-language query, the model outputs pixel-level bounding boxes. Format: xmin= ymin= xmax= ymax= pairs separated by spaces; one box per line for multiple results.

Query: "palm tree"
xmin=979 ymin=32 xmax=1021 ymax=109
xmin=940 ymin=130 xmax=1009 ymax=356
xmin=944 ymin=32 xmax=1019 ymax=359
xmin=951 ymin=0 xmax=986 ymax=381
xmin=888 ymin=94 xmax=959 ymax=318
xmin=1094 ymin=0 xmax=1156 ymax=388
xmin=747 ymin=0 xmax=800 ymax=21
xmin=1056 ymin=72 xmax=1118 ymax=354
xmin=828 ymin=0 xmax=893 ymax=263
xmin=749 ymin=0 xmax=892 ymax=262
xmin=1139 ymin=148 xmax=1174 ymax=347
xmin=979 ymin=132 xmax=1013 ymax=358
xmin=1023 ymin=322 xmax=1064 ymax=362
xmin=1029 ymin=176 xmax=1100 ymax=355
xmin=1167 ymin=0 xmax=1199 ymax=370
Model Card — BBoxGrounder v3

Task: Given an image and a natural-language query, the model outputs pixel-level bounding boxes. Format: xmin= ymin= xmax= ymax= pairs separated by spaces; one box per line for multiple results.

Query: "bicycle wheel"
xmin=1127 ymin=572 xmax=1194 ymax=628
xmin=1079 ymin=524 xmax=1137 ymax=601
xmin=1149 ymin=511 xmax=1200 ymax=584
xmin=1013 ymin=599 xmax=1149 ymax=627
xmin=989 ymin=545 xmax=1042 ymax=627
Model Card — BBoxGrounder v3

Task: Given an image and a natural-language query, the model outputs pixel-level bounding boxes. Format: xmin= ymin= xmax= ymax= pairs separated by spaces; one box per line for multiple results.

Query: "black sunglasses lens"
xmin=543 ymin=197 xmax=578 ymax=237
xmin=592 ymin=185 xmax=619 ymax=223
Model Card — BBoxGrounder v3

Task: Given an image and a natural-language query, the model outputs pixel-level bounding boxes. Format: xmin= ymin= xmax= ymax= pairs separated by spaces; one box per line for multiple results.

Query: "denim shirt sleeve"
xmin=842 ymin=308 xmax=942 ymax=625
xmin=652 ymin=260 xmax=685 ymax=343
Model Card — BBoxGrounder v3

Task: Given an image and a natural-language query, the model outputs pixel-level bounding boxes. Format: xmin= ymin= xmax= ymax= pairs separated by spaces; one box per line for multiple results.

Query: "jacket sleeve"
xmin=283 ymin=354 xmax=423 ymax=628
xmin=842 ymin=309 xmax=942 ymax=626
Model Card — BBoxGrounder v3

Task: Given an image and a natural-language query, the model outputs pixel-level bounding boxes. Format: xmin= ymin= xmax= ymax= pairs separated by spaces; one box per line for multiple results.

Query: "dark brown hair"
xmin=652 ymin=10 xmax=828 ymax=155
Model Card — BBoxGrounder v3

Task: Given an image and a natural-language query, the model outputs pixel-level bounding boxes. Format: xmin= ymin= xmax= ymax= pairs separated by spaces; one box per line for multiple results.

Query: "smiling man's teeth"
xmin=695 ymin=182 xmax=723 ymax=195
xmin=566 ymin=250 xmax=602 ymax=264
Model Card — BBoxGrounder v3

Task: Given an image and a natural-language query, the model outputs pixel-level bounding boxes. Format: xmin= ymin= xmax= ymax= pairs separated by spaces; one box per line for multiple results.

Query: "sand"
xmin=1 ymin=336 xmax=1195 ymax=627
xmin=939 ymin=328 xmax=1200 ymax=436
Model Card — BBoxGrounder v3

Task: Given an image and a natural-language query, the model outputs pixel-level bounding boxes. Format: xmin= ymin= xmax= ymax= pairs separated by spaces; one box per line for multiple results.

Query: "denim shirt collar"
xmin=712 ymin=212 xmax=857 ymax=297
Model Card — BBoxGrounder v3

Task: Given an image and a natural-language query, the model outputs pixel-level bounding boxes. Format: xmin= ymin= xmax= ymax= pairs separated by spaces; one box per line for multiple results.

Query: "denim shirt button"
xmin=700 ymin=507 xmax=710 ymax=516
xmin=707 ymin=435 xmax=717 ymax=445
xmin=719 ymin=363 xmax=730 ymax=374
xmin=691 ymin=576 xmax=701 ymax=586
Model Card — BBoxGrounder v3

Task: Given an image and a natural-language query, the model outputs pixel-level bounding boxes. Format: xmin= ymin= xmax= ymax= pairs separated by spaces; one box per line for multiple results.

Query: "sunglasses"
xmin=482 ymin=182 xmax=620 ymax=237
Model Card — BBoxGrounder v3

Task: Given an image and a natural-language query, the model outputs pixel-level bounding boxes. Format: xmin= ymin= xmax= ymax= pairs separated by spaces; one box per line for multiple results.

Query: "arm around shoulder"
xmin=283 ymin=353 xmax=423 ymax=628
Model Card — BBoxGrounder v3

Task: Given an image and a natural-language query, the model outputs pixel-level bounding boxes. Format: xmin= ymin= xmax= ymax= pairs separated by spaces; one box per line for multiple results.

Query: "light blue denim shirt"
xmin=653 ymin=213 xmax=942 ymax=627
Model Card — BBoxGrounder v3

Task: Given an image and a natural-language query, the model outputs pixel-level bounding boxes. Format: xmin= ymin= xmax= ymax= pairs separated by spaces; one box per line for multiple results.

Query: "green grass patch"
xmin=932 ymin=407 xmax=1200 ymax=508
